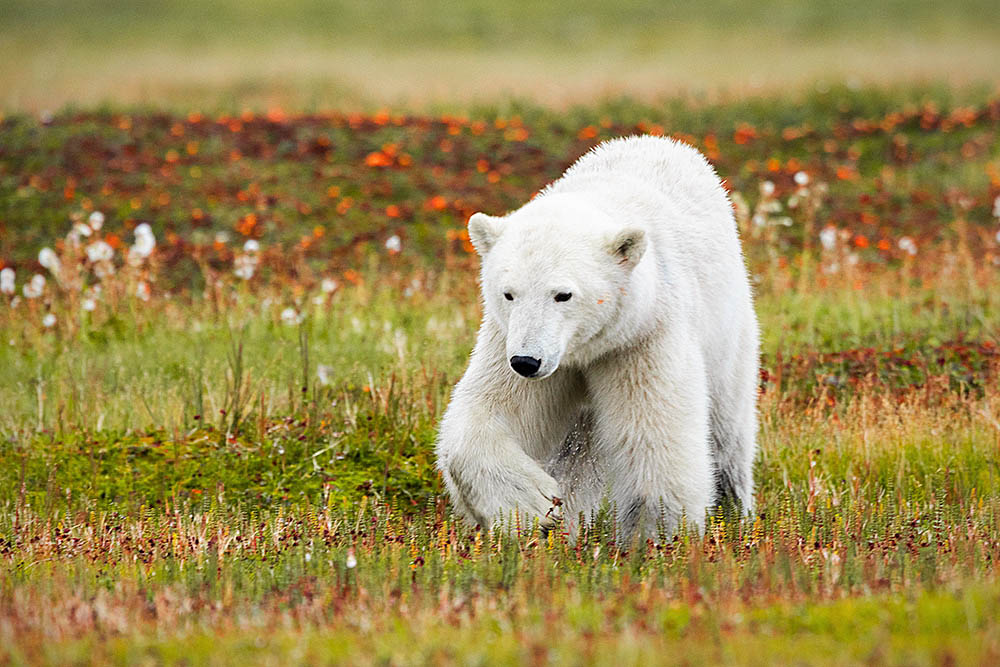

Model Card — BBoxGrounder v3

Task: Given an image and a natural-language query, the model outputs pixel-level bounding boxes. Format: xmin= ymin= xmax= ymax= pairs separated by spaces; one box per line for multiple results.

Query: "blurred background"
xmin=2 ymin=0 xmax=999 ymax=111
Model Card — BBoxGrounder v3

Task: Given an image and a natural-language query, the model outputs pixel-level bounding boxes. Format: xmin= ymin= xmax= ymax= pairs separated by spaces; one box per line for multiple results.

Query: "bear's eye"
xmin=503 ymin=292 xmax=514 ymax=301
xmin=554 ymin=292 xmax=572 ymax=302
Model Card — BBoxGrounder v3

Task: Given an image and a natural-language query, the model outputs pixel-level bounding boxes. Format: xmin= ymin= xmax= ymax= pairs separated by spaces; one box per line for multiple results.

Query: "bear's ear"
xmin=467 ymin=212 xmax=503 ymax=255
xmin=607 ymin=227 xmax=647 ymax=267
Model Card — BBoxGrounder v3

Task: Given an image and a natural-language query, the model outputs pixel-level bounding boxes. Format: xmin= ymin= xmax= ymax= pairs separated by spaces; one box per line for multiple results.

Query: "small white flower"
xmin=86 ymin=240 xmax=114 ymax=263
xmin=82 ymin=298 xmax=96 ymax=311
xmin=214 ymin=231 xmax=231 ymax=245
xmin=345 ymin=549 xmax=357 ymax=569
xmin=794 ymin=171 xmax=809 ymax=186
xmin=243 ymin=239 xmax=260 ymax=253
xmin=760 ymin=181 xmax=775 ymax=197
xmin=136 ymin=280 xmax=151 ymax=301
xmin=88 ymin=211 xmax=105 ymax=231
xmin=321 ymin=278 xmax=338 ymax=293
xmin=73 ymin=222 xmax=93 ymax=237
xmin=304 ymin=552 xmax=312 ymax=563
xmin=317 ymin=364 xmax=333 ymax=386
xmin=281 ymin=307 xmax=302 ymax=326
xmin=897 ymin=236 xmax=917 ymax=256
xmin=385 ymin=234 xmax=402 ymax=254
xmin=42 ymin=313 xmax=56 ymax=328
xmin=752 ymin=213 xmax=767 ymax=228
xmin=819 ymin=226 xmax=837 ymax=251
xmin=0 ymin=268 xmax=14 ymax=295
xmin=23 ymin=274 xmax=46 ymax=299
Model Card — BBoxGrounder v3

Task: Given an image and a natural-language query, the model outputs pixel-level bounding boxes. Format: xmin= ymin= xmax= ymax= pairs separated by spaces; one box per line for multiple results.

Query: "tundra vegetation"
xmin=2 ymin=5 xmax=1000 ymax=658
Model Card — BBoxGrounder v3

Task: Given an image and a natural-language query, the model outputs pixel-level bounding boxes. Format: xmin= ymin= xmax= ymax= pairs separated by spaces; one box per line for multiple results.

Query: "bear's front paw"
xmin=515 ymin=470 xmax=563 ymax=531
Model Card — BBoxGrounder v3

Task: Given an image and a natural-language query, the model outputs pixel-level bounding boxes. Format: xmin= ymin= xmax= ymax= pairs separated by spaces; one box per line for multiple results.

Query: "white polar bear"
xmin=436 ymin=135 xmax=759 ymax=540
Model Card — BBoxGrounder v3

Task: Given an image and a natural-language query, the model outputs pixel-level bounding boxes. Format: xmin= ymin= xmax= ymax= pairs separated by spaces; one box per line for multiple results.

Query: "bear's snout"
xmin=510 ymin=355 xmax=542 ymax=377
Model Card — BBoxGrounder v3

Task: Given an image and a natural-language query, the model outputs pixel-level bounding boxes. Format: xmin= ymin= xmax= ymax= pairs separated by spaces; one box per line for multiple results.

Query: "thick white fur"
xmin=436 ymin=136 xmax=759 ymax=540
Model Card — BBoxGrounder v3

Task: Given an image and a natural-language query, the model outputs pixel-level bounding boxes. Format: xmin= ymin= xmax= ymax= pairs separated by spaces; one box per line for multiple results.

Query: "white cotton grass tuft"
xmin=794 ymin=171 xmax=810 ymax=186
xmin=42 ymin=313 xmax=56 ymax=328
xmin=234 ymin=253 xmax=257 ymax=280
xmin=38 ymin=247 xmax=61 ymax=276
xmin=321 ymin=278 xmax=338 ymax=293
xmin=280 ymin=307 xmax=303 ymax=326
xmin=345 ymin=548 xmax=357 ymax=569
xmin=760 ymin=180 xmax=776 ymax=197
xmin=898 ymin=236 xmax=918 ymax=256
xmin=819 ymin=226 xmax=838 ymax=251
xmin=88 ymin=211 xmax=105 ymax=231
xmin=0 ymin=267 xmax=14 ymax=295
xmin=86 ymin=240 xmax=114 ymax=263
xmin=23 ymin=274 xmax=46 ymax=299
xmin=243 ymin=239 xmax=260 ymax=253
xmin=130 ymin=223 xmax=156 ymax=261
xmin=385 ymin=234 xmax=402 ymax=254
xmin=136 ymin=280 xmax=151 ymax=301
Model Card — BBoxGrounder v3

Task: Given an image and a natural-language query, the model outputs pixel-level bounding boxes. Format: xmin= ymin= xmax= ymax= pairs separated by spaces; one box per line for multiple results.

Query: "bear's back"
xmin=544 ymin=136 xmax=731 ymax=224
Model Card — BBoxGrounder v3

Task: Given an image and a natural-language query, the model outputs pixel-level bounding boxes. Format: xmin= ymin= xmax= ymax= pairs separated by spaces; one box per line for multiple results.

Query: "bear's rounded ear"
xmin=467 ymin=212 xmax=503 ymax=255
xmin=607 ymin=227 xmax=647 ymax=267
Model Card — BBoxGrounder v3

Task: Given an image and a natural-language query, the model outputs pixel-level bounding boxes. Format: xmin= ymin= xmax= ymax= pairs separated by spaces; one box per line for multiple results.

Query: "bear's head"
xmin=468 ymin=193 xmax=648 ymax=379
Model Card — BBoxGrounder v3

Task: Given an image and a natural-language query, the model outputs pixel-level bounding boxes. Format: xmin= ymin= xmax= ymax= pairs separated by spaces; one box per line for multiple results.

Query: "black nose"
xmin=510 ymin=356 xmax=542 ymax=377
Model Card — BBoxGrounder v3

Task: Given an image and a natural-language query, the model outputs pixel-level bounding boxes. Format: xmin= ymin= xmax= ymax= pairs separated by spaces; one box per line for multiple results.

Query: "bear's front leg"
xmin=439 ymin=424 xmax=563 ymax=531
xmin=587 ymin=334 xmax=715 ymax=541
xmin=436 ymin=324 xmax=584 ymax=531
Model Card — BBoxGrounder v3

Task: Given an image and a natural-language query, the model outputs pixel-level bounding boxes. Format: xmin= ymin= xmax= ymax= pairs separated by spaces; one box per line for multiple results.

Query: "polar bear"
xmin=435 ymin=135 xmax=759 ymax=540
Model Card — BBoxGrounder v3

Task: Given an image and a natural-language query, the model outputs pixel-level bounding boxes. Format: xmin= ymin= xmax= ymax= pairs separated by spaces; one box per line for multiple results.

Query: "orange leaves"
xmin=577 ymin=125 xmax=598 ymax=140
xmin=365 ymin=151 xmax=393 ymax=168
xmin=733 ymin=123 xmax=759 ymax=145
xmin=446 ymin=228 xmax=474 ymax=254
xmin=425 ymin=195 xmax=448 ymax=212
xmin=504 ymin=127 xmax=529 ymax=142
xmin=364 ymin=143 xmax=411 ymax=168
xmin=236 ymin=214 xmax=257 ymax=237
xmin=836 ymin=165 xmax=858 ymax=181
xmin=336 ymin=197 xmax=354 ymax=215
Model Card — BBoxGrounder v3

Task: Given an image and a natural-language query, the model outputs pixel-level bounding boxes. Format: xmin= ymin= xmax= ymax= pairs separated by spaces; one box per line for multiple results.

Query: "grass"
xmin=2 ymin=0 xmax=1000 ymax=110
xmin=2 ymin=84 xmax=1000 ymax=663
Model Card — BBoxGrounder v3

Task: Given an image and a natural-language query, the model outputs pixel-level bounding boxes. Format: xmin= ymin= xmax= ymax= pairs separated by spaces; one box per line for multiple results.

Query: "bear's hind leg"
xmin=708 ymin=343 xmax=759 ymax=516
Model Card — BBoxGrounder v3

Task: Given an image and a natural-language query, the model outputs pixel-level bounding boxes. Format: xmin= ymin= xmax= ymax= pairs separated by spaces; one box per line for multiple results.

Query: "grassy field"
xmin=2 ymin=0 xmax=1000 ymax=110
xmin=3 ymin=77 xmax=1000 ymax=663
